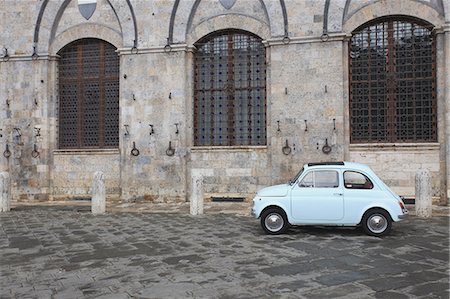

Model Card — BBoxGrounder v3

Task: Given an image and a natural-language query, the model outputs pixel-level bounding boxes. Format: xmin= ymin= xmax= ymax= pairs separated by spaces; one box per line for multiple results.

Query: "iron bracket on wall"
xmin=34 ymin=127 xmax=41 ymax=137
xmin=149 ymin=124 xmax=154 ymax=135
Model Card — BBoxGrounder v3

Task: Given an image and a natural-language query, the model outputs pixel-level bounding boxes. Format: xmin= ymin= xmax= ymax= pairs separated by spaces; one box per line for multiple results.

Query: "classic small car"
xmin=251 ymin=162 xmax=408 ymax=236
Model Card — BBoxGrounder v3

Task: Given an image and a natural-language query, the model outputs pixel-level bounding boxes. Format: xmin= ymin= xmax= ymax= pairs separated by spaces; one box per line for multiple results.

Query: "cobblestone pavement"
xmin=0 ymin=204 xmax=449 ymax=298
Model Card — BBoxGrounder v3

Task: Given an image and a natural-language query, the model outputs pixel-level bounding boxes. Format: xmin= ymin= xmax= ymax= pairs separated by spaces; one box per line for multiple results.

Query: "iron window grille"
xmin=349 ymin=16 xmax=436 ymax=143
xmin=194 ymin=30 xmax=267 ymax=146
xmin=58 ymin=38 xmax=119 ymax=149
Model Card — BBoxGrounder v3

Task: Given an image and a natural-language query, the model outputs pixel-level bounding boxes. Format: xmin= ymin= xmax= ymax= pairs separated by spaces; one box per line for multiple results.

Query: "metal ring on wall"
xmin=3 ymin=144 xmax=11 ymax=158
xmin=2 ymin=48 xmax=9 ymax=62
xmin=131 ymin=142 xmax=140 ymax=156
xmin=322 ymin=138 xmax=332 ymax=154
xmin=164 ymin=44 xmax=172 ymax=53
xmin=321 ymin=33 xmax=330 ymax=42
xmin=282 ymin=139 xmax=291 ymax=155
xmin=282 ymin=36 xmax=291 ymax=44
xmin=31 ymin=144 xmax=39 ymax=158
xmin=166 ymin=141 xmax=175 ymax=156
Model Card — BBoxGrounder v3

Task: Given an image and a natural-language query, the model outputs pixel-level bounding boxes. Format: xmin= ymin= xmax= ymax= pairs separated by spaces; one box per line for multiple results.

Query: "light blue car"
xmin=251 ymin=162 xmax=408 ymax=237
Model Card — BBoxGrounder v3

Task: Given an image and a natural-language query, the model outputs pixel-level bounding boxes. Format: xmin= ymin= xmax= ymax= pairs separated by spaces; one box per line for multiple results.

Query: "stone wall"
xmin=52 ymin=151 xmax=120 ymax=200
xmin=348 ymin=144 xmax=441 ymax=198
xmin=0 ymin=0 xmax=448 ymax=203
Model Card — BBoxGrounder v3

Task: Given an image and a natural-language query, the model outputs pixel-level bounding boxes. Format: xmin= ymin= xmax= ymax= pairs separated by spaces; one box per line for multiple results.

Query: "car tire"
xmin=362 ymin=209 xmax=392 ymax=237
xmin=261 ymin=208 xmax=288 ymax=235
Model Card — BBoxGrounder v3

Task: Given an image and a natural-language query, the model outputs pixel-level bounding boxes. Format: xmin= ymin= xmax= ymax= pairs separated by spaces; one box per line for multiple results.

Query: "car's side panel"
xmin=252 ymin=162 xmax=407 ymax=230
xmin=253 ymin=197 xmax=290 ymax=220
xmin=342 ymin=188 xmax=388 ymax=223
xmin=290 ymin=185 xmax=344 ymax=222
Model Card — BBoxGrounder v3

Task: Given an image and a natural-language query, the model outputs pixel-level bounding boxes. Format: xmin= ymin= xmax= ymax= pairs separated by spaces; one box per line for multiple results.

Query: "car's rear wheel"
xmin=261 ymin=208 xmax=288 ymax=235
xmin=362 ymin=209 xmax=392 ymax=237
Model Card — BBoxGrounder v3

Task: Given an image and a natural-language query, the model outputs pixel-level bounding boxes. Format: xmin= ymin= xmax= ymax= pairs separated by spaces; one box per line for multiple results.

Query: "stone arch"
xmin=325 ymin=0 xmax=346 ymax=33
xmin=49 ymin=23 xmax=123 ymax=55
xmin=342 ymin=0 xmax=445 ymax=33
xmin=186 ymin=14 xmax=271 ymax=45
xmin=170 ymin=0 xmax=286 ymax=44
xmin=106 ymin=0 xmax=137 ymax=47
xmin=33 ymin=0 xmax=137 ymax=54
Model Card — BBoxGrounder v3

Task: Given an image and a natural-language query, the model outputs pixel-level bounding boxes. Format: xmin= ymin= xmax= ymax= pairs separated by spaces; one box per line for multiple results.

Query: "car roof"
xmin=304 ymin=161 xmax=373 ymax=172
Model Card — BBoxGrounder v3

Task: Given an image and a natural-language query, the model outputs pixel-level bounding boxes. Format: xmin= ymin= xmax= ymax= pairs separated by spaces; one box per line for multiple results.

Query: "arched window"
xmin=194 ymin=30 xmax=266 ymax=146
xmin=58 ymin=38 xmax=119 ymax=149
xmin=349 ymin=16 xmax=436 ymax=143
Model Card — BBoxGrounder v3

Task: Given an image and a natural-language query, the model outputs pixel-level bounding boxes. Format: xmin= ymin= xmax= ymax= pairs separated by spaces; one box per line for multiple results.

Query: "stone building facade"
xmin=0 ymin=0 xmax=449 ymax=204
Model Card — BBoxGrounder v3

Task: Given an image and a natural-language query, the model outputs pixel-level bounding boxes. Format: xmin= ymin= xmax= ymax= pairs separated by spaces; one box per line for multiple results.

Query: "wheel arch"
xmin=260 ymin=205 xmax=288 ymax=219
xmin=358 ymin=207 xmax=394 ymax=225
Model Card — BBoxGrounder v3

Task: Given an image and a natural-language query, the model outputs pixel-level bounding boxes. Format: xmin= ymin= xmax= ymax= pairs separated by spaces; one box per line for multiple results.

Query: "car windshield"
xmin=289 ymin=167 xmax=304 ymax=185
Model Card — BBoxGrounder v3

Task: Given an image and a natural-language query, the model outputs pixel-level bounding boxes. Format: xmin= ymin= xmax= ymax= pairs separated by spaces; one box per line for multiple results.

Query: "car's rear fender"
xmin=357 ymin=206 xmax=396 ymax=226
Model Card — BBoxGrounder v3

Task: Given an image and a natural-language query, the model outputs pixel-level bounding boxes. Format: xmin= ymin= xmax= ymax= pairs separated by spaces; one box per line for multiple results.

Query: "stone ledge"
xmin=53 ymin=149 xmax=120 ymax=155
xmin=191 ymin=146 xmax=268 ymax=152
xmin=349 ymin=143 xmax=440 ymax=152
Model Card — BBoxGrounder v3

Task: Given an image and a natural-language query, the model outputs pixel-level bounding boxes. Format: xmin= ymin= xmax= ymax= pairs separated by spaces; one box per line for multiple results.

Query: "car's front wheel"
xmin=362 ymin=209 xmax=392 ymax=237
xmin=261 ymin=208 xmax=288 ymax=235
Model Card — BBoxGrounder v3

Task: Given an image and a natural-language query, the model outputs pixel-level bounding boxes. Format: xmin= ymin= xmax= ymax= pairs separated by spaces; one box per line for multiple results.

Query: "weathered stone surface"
xmin=0 ymin=172 xmax=11 ymax=212
xmin=91 ymin=171 xmax=106 ymax=215
xmin=190 ymin=175 xmax=203 ymax=215
xmin=0 ymin=1 xmax=448 ymax=204
xmin=416 ymin=169 xmax=432 ymax=218
xmin=0 ymin=207 xmax=448 ymax=298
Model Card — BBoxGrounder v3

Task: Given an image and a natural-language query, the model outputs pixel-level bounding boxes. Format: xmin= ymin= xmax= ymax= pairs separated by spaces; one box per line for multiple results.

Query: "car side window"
xmin=344 ymin=171 xmax=373 ymax=189
xmin=299 ymin=172 xmax=314 ymax=187
xmin=299 ymin=170 xmax=339 ymax=188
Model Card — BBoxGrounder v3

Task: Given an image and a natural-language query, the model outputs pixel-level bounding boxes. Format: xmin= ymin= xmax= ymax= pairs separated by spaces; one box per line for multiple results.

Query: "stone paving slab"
xmin=0 ymin=205 xmax=449 ymax=298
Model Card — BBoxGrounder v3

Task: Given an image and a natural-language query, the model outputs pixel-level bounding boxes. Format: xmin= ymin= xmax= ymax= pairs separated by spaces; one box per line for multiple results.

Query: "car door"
xmin=290 ymin=169 xmax=344 ymax=222
xmin=342 ymin=170 xmax=380 ymax=223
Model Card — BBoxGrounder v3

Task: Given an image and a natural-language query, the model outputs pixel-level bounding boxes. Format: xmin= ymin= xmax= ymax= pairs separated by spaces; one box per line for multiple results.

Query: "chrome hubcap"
xmin=265 ymin=213 xmax=284 ymax=232
xmin=368 ymin=214 xmax=387 ymax=233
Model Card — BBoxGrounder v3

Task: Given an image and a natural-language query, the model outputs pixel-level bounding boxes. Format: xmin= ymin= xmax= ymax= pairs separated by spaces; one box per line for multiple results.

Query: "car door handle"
xmin=333 ymin=193 xmax=343 ymax=196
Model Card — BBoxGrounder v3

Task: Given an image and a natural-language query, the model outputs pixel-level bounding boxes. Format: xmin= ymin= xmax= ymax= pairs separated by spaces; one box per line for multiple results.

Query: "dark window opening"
xmin=58 ymin=38 xmax=119 ymax=149
xmin=193 ymin=30 xmax=267 ymax=146
xmin=344 ymin=171 xmax=374 ymax=189
xmin=349 ymin=16 xmax=436 ymax=143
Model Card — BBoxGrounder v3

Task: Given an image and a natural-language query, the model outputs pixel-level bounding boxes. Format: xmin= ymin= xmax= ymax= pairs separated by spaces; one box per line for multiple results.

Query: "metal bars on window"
xmin=349 ymin=17 xmax=436 ymax=143
xmin=58 ymin=39 xmax=119 ymax=149
xmin=194 ymin=31 xmax=266 ymax=146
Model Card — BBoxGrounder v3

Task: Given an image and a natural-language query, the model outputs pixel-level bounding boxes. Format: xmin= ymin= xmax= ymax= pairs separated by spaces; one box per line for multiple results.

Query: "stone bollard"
xmin=190 ymin=175 xmax=204 ymax=215
xmin=91 ymin=171 xmax=106 ymax=215
xmin=415 ymin=169 xmax=432 ymax=218
xmin=0 ymin=172 xmax=11 ymax=212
